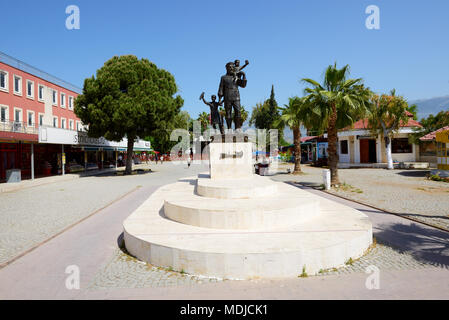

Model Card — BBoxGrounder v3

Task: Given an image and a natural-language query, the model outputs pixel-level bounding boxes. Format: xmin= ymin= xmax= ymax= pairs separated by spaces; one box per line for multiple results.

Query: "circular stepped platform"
xmin=164 ymin=178 xmax=319 ymax=229
xmin=196 ymin=174 xmax=278 ymax=199
xmin=123 ymin=176 xmax=372 ymax=279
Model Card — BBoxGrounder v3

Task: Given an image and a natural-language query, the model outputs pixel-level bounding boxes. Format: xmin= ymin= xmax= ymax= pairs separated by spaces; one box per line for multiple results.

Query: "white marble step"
xmin=123 ymin=178 xmax=373 ymax=279
xmin=196 ymin=174 xmax=279 ymax=199
xmin=164 ymin=178 xmax=319 ymax=229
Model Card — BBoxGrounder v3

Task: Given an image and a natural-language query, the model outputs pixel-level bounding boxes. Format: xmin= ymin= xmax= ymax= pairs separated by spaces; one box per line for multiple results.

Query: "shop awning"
xmin=102 ymin=147 xmax=117 ymax=151
xmin=134 ymin=147 xmax=153 ymax=152
xmin=83 ymin=147 xmax=101 ymax=151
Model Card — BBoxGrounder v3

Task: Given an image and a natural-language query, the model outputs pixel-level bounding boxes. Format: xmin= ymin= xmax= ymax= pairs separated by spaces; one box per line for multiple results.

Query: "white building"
xmin=337 ymin=112 xmax=423 ymax=168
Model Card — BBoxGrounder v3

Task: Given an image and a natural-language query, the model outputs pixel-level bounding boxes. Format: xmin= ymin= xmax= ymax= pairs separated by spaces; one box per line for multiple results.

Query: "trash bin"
xmin=258 ymin=163 xmax=269 ymax=176
xmin=6 ymin=169 xmax=21 ymax=183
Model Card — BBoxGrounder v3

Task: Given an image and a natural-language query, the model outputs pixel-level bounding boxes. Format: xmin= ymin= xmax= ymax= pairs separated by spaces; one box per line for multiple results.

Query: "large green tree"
xmin=249 ymin=85 xmax=285 ymax=150
xmin=148 ymin=110 xmax=191 ymax=154
xmin=75 ymin=55 xmax=183 ymax=174
xmin=303 ymin=63 xmax=372 ymax=186
xmin=250 ymin=85 xmax=281 ymax=129
xmin=368 ymin=90 xmax=409 ymax=170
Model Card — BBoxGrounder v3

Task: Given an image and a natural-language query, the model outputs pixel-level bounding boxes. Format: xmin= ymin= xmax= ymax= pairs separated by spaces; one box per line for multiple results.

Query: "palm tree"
xmin=275 ymin=97 xmax=310 ymax=174
xmin=303 ymin=63 xmax=372 ymax=186
xmin=197 ymin=112 xmax=210 ymax=132
xmin=240 ymin=105 xmax=249 ymax=125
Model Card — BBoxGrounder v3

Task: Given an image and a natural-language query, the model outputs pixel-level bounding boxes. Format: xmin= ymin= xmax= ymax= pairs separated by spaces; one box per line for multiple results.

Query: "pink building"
xmin=0 ymin=52 xmax=152 ymax=182
xmin=0 ymin=52 xmax=82 ymax=181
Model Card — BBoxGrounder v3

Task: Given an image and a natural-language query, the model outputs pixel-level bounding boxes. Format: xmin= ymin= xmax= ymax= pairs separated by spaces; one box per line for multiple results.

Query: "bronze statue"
xmin=218 ymin=61 xmax=248 ymax=130
xmin=232 ymin=59 xmax=249 ymax=83
xmin=200 ymin=92 xmax=225 ymax=135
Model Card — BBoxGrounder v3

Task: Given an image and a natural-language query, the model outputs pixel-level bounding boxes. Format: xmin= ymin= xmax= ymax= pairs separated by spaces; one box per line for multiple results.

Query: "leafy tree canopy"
xmin=148 ymin=110 xmax=192 ymax=153
xmin=406 ymin=104 xmax=418 ymax=120
xmin=368 ymin=90 xmax=409 ymax=137
xmin=409 ymin=109 xmax=449 ymax=144
xmin=74 ymin=55 xmax=183 ymax=142
xmin=250 ymin=85 xmax=281 ymax=130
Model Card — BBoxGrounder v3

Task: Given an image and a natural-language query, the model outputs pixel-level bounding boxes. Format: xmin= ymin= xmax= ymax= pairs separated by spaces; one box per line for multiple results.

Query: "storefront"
xmin=36 ymin=127 xmax=152 ymax=176
xmin=436 ymin=129 xmax=449 ymax=173
xmin=1 ymin=126 xmax=153 ymax=183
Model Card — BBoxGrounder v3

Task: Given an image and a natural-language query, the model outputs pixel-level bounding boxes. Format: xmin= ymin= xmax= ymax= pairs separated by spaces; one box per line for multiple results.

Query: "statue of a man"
xmin=218 ymin=62 xmax=247 ymax=130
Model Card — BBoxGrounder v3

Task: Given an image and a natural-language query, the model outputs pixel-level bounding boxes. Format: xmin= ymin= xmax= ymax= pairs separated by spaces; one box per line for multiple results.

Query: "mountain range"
xmin=409 ymin=95 xmax=449 ymax=120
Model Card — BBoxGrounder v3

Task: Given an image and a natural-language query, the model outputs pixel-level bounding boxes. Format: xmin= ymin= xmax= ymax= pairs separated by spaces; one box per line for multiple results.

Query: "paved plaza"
xmin=272 ymin=164 xmax=449 ymax=231
xmin=0 ymin=162 xmax=448 ymax=299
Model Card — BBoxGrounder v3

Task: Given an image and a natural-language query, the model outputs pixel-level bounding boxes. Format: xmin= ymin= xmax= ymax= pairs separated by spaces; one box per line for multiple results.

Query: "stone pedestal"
xmin=209 ymin=141 xmax=253 ymax=179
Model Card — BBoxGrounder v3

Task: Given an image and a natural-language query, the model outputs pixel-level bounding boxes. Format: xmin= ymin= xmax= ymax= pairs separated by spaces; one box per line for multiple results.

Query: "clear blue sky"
xmin=2 ymin=0 xmax=449 ymax=118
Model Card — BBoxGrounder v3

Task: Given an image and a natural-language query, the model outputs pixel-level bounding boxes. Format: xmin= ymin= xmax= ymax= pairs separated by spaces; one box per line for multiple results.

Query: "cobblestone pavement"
xmin=88 ymin=249 xmax=221 ymax=289
xmin=271 ymin=164 xmax=449 ymax=231
xmin=318 ymin=241 xmax=445 ymax=276
xmin=87 ymin=238 xmax=444 ymax=289
xmin=0 ymin=162 xmax=205 ymax=265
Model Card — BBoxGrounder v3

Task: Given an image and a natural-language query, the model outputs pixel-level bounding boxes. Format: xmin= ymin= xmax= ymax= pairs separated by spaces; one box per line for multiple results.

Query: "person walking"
xmin=187 ymin=148 xmax=192 ymax=168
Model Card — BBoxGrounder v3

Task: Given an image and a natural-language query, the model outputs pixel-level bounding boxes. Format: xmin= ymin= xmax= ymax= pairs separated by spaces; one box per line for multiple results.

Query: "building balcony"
xmin=0 ymin=120 xmax=40 ymax=142
xmin=0 ymin=120 xmax=39 ymax=135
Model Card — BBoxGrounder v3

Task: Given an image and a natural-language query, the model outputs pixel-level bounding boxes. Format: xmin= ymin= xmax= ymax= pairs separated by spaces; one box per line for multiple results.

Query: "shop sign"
xmin=74 ymin=132 xmax=107 ymax=146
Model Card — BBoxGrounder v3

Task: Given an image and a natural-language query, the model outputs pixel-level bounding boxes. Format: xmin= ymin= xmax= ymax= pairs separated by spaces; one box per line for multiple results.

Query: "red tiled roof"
xmin=342 ymin=117 xmax=422 ymax=131
xmin=300 ymin=136 xmax=317 ymax=143
xmin=419 ymin=126 xmax=449 ymax=141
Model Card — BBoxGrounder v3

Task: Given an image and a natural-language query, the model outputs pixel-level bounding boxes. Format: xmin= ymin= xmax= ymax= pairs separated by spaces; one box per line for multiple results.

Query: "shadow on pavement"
xmin=395 ymin=170 xmax=430 ymax=178
xmin=77 ymin=168 xmax=154 ymax=178
xmin=375 ymin=222 xmax=449 ymax=269
xmin=284 ymin=180 xmax=449 ymax=268
xmin=286 ymin=181 xmax=324 ymax=190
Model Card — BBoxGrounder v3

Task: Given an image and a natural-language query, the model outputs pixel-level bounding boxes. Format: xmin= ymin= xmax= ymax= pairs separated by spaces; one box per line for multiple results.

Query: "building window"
xmin=14 ymin=75 xmax=22 ymax=95
xmin=340 ymin=140 xmax=349 ymax=155
xmin=61 ymin=118 xmax=66 ymax=129
xmin=38 ymin=85 xmax=44 ymax=101
xmin=61 ymin=93 xmax=66 ymax=108
xmin=76 ymin=121 xmax=80 ymax=131
xmin=69 ymin=120 xmax=74 ymax=130
xmin=39 ymin=114 xmax=44 ymax=126
xmin=14 ymin=108 xmax=22 ymax=122
xmin=68 ymin=96 xmax=74 ymax=110
xmin=27 ymin=111 xmax=34 ymax=126
xmin=0 ymin=70 xmax=8 ymax=91
xmin=53 ymin=117 xmax=58 ymax=128
xmin=52 ymin=90 xmax=58 ymax=105
xmin=392 ymin=138 xmax=412 ymax=154
xmin=0 ymin=106 xmax=8 ymax=122
xmin=27 ymin=80 xmax=34 ymax=99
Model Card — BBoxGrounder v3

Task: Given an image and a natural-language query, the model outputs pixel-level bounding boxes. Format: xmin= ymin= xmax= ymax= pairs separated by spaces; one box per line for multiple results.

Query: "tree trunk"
xmin=384 ymin=135 xmax=394 ymax=170
xmin=293 ymin=126 xmax=302 ymax=174
xmin=328 ymin=103 xmax=340 ymax=186
xmin=125 ymin=136 xmax=135 ymax=175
